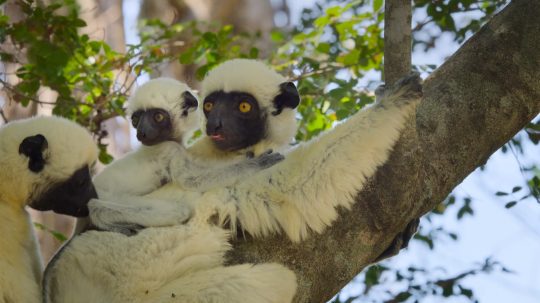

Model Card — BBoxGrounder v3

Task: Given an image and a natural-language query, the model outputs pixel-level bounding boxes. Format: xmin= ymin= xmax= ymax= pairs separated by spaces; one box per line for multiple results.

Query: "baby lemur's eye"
xmin=204 ymin=102 xmax=214 ymax=112
xmin=131 ymin=114 xmax=140 ymax=127
xmin=239 ymin=101 xmax=252 ymax=113
xmin=154 ymin=112 xmax=165 ymax=123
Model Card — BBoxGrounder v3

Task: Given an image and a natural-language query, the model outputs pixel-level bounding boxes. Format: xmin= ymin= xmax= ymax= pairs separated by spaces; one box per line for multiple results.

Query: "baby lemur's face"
xmin=131 ymin=91 xmax=199 ymax=146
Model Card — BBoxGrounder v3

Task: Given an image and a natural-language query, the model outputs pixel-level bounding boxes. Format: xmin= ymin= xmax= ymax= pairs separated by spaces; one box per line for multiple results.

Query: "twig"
xmin=0 ymin=108 xmax=8 ymax=123
xmin=0 ymin=78 xmax=57 ymax=105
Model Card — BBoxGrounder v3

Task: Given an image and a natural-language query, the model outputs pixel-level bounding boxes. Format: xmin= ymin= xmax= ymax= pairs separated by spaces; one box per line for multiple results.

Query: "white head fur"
xmin=0 ymin=116 xmax=97 ymax=206
xmin=200 ymin=59 xmax=298 ymax=153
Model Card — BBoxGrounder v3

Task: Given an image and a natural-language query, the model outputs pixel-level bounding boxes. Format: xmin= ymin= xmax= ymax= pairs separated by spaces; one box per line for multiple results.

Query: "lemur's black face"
xmin=29 ymin=166 xmax=97 ymax=217
xmin=131 ymin=91 xmax=198 ymax=146
xmin=131 ymin=108 xmax=173 ymax=146
xmin=203 ymin=82 xmax=300 ymax=152
xmin=20 ymin=134 xmax=97 ymax=217
xmin=203 ymin=91 xmax=266 ymax=151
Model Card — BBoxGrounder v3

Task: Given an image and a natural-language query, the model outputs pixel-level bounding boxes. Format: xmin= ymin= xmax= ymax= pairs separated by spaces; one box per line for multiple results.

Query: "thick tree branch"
xmin=384 ymin=0 xmax=412 ymax=83
xmin=226 ymin=1 xmax=540 ymax=302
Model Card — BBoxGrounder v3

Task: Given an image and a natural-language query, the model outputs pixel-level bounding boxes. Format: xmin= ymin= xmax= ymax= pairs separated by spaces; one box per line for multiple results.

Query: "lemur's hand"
xmin=254 ymin=149 xmax=285 ymax=168
xmin=376 ymin=72 xmax=423 ymax=107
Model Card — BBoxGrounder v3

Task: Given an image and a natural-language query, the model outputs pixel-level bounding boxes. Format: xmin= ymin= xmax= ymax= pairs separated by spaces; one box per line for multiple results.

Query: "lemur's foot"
xmin=374 ymin=218 xmax=420 ymax=262
xmin=377 ymin=72 xmax=423 ymax=106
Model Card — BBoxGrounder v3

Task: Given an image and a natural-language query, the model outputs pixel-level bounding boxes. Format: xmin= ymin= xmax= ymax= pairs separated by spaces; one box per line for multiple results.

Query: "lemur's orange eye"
xmin=239 ymin=101 xmax=252 ymax=113
xmin=154 ymin=112 xmax=165 ymax=122
xmin=204 ymin=102 xmax=213 ymax=112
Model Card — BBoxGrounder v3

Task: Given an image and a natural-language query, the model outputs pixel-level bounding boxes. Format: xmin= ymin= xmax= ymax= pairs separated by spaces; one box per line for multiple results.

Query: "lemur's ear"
xmin=182 ymin=91 xmax=198 ymax=109
xmin=19 ymin=134 xmax=48 ymax=173
xmin=272 ymin=82 xmax=300 ymax=116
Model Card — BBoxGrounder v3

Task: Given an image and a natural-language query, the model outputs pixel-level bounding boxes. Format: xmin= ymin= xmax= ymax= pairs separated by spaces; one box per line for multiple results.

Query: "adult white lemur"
xmin=44 ymin=77 xmax=298 ymax=303
xmin=0 ymin=116 xmax=98 ymax=303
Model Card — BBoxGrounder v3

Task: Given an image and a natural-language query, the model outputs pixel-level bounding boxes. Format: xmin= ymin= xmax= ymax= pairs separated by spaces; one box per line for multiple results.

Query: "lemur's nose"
xmin=207 ymin=119 xmax=222 ymax=134
xmin=213 ymin=121 xmax=223 ymax=132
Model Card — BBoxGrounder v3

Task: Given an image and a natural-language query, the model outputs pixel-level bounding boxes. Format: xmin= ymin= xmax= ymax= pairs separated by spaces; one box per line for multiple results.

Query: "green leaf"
xmin=414 ymin=234 xmax=434 ymax=249
xmin=201 ymin=32 xmax=218 ymax=47
xmin=459 ymin=286 xmax=473 ymax=298
xmin=249 ymin=47 xmax=259 ymax=59
xmin=505 ymin=201 xmax=517 ymax=208
xmin=179 ymin=50 xmax=194 ymax=65
xmin=326 ymin=6 xmax=342 ymax=17
xmin=73 ymin=18 xmax=87 ymax=27
xmin=373 ymin=0 xmax=383 ymax=11
xmin=270 ymin=30 xmax=285 ymax=43
xmin=395 ymin=291 xmax=412 ymax=302
xmin=512 ymin=186 xmax=522 ymax=193
xmin=0 ymin=52 xmax=14 ymax=62
xmin=314 ymin=15 xmax=330 ymax=27
xmin=338 ymin=49 xmax=360 ymax=65
xmin=364 ymin=266 xmax=384 ymax=286
xmin=33 ymin=222 xmax=67 ymax=242
xmin=495 ymin=191 xmax=508 ymax=196
xmin=195 ymin=65 xmax=210 ymax=81
xmin=316 ymin=42 xmax=331 ymax=54
xmin=98 ymin=144 xmax=114 ymax=164
xmin=441 ymin=282 xmax=455 ymax=297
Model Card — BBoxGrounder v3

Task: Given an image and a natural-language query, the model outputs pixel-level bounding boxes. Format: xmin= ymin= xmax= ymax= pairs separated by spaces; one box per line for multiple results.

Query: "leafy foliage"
xmin=333 ymin=258 xmax=510 ymax=303
xmin=413 ymin=0 xmax=509 ymax=50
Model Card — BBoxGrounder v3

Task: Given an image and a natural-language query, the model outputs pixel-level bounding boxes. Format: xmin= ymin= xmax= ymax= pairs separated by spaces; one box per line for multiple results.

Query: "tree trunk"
xmin=226 ymin=1 xmax=540 ymax=302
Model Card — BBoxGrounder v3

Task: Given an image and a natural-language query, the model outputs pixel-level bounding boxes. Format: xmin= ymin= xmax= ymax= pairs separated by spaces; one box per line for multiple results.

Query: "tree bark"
xmin=226 ymin=1 xmax=540 ymax=302
xmin=384 ymin=0 xmax=412 ymax=84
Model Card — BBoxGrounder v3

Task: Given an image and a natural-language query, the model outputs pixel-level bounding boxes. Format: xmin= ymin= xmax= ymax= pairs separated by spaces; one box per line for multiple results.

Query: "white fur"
xmin=0 ymin=116 xmax=97 ymax=303
xmin=48 ymin=225 xmax=296 ymax=303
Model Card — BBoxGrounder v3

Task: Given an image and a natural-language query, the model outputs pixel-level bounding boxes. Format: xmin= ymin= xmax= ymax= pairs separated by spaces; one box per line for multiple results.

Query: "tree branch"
xmin=384 ymin=0 xmax=412 ymax=83
xmin=226 ymin=1 xmax=540 ymax=302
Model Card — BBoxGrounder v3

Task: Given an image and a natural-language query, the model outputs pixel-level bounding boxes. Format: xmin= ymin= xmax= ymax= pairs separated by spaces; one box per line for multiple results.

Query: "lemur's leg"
xmin=174 ymin=150 xmax=284 ymax=192
xmin=88 ymin=195 xmax=193 ymax=235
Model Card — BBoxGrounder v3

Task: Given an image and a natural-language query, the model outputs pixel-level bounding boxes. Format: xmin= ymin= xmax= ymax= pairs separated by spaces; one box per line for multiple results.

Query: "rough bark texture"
xmin=226 ymin=1 xmax=540 ymax=302
xmin=384 ymin=0 xmax=412 ymax=84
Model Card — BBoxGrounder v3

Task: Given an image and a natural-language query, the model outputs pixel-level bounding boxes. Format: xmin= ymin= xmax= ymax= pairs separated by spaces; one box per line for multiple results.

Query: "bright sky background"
xmin=122 ymin=1 xmax=540 ymax=302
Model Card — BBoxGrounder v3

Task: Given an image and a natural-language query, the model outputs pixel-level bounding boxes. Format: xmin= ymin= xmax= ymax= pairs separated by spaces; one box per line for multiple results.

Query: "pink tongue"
xmin=211 ymin=134 xmax=225 ymax=141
